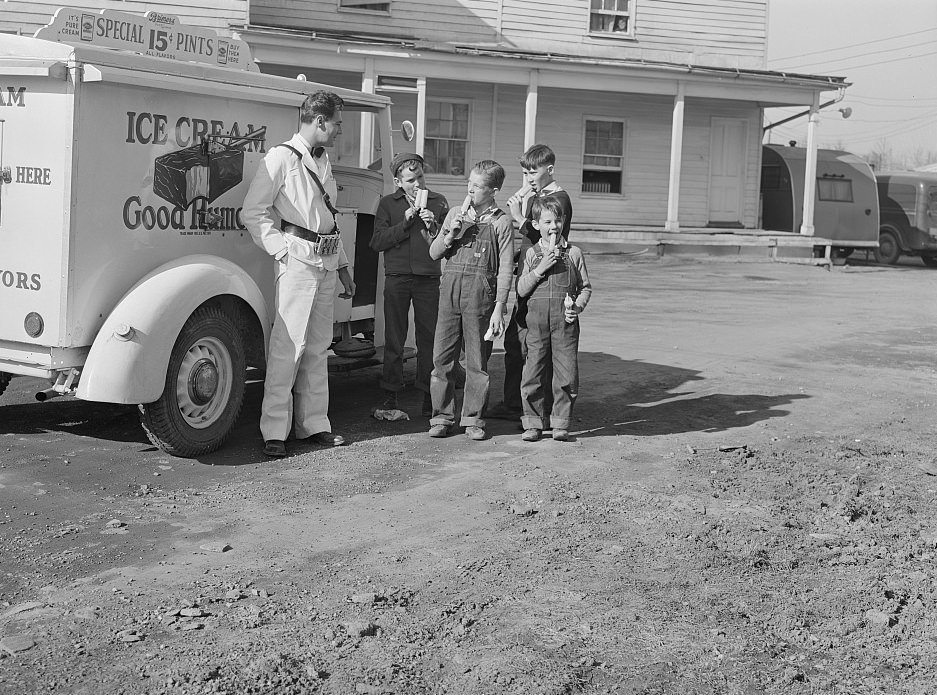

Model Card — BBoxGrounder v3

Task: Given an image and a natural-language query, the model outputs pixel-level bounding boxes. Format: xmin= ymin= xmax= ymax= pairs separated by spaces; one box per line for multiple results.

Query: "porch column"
xmin=359 ymin=58 xmax=376 ymax=169
xmin=415 ymin=76 xmax=427 ymax=157
xmin=665 ymin=83 xmax=686 ymax=232
xmin=800 ymin=95 xmax=820 ymax=235
xmin=524 ymin=70 xmax=539 ymax=149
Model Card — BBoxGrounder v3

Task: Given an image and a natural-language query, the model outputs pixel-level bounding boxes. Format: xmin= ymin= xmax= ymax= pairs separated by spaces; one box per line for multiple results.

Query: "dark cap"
xmin=390 ymin=152 xmax=424 ymax=177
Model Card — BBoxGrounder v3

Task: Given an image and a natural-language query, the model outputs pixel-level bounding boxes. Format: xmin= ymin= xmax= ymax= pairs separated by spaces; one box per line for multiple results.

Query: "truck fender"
xmin=76 ymin=255 xmax=268 ymax=404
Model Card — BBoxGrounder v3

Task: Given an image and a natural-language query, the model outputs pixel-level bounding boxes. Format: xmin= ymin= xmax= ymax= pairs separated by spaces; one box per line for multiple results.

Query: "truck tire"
xmin=138 ymin=305 xmax=245 ymax=457
xmin=873 ymin=230 xmax=901 ymax=265
xmin=0 ymin=372 xmax=11 ymax=398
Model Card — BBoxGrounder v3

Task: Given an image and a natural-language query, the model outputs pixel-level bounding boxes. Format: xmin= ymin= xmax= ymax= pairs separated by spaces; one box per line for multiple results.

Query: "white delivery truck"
xmin=0 ymin=8 xmax=398 ymax=456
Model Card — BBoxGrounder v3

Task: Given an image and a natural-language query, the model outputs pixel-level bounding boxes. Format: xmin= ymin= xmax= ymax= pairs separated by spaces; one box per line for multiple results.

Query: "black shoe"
xmin=421 ymin=393 xmax=433 ymax=417
xmin=310 ymin=431 xmax=345 ymax=447
xmin=263 ymin=440 xmax=287 ymax=457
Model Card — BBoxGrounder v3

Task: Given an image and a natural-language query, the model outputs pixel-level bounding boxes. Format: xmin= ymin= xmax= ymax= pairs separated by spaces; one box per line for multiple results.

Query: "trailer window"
xmin=817 ymin=178 xmax=853 ymax=202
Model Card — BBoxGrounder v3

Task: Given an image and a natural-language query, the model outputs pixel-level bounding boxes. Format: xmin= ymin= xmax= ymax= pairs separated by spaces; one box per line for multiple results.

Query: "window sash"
xmin=582 ymin=118 xmax=624 ymax=195
xmin=338 ymin=0 xmax=390 ymax=13
xmin=589 ymin=0 xmax=632 ymax=34
xmin=425 ymin=100 xmax=470 ymax=177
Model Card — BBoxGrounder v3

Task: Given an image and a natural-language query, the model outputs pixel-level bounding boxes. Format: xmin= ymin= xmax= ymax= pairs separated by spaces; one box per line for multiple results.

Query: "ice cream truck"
xmin=0 ymin=8 xmax=400 ymax=456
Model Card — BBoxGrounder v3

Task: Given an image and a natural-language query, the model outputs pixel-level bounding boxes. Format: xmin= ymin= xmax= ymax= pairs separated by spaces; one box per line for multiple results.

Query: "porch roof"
xmin=236 ymin=23 xmax=848 ymax=105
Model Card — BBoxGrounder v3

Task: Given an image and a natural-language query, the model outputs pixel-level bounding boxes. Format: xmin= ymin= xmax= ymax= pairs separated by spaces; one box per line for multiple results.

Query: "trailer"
xmin=0 ymin=8 xmax=398 ymax=456
xmin=760 ymin=144 xmax=879 ymax=256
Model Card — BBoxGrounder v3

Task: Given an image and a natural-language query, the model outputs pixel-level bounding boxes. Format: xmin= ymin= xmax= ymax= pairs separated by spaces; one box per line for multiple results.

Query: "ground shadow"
xmin=0 ymin=348 xmax=810 ymax=464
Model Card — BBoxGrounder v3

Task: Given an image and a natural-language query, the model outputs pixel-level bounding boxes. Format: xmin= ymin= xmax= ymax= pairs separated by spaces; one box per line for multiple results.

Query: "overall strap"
xmin=274 ymin=143 xmax=341 ymax=220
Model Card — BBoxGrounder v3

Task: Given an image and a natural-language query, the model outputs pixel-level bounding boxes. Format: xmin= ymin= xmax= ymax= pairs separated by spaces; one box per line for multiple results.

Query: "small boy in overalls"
xmin=516 ymin=195 xmax=593 ymax=442
xmin=427 ymin=160 xmax=515 ymax=440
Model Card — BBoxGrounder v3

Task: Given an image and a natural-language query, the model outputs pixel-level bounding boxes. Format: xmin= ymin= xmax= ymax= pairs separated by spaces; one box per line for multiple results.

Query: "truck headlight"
xmin=24 ymin=312 xmax=44 ymax=338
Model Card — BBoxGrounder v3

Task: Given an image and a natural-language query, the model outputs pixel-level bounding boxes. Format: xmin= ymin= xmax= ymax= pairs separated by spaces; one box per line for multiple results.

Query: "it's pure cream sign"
xmin=34 ymin=8 xmax=257 ymax=71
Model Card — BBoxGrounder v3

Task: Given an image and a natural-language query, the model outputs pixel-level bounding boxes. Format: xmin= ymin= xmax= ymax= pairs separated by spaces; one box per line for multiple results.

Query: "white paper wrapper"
xmin=373 ymin=409 xmax=410 ymax=421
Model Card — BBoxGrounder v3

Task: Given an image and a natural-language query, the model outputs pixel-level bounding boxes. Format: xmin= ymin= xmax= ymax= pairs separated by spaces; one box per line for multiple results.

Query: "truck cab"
xmin=873 ymin=171 xmax=937 ymax=265
xmin=0 ymin=9 xmax=399 ymax=456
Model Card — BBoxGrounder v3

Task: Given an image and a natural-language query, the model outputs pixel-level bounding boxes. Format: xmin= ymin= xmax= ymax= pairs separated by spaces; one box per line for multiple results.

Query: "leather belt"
xmin=281 ymin=221 xmax=323 ymax=242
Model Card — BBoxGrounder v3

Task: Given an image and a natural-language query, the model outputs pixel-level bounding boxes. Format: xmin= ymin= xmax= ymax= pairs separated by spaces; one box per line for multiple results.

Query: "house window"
xmin=589 ymin=0 xmax=633 ymax=36
xmin=424 ymin=101 xmax=469 ymax=177
xmin=582 ymin=118 xmax=624 ymax=194
xmin=338 ymin=0 xmax=390 ymax=13
xmin=817 ymin=177 xmax=853 ymax=202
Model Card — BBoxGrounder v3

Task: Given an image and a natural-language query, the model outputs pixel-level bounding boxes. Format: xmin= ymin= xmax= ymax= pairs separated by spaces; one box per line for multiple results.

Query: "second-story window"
xmin=338 ymin=0 xmax=391 ymax=13
xmin=425 ymin=100 xmax=470 ymax=178
xmin=589 ymin=0 xmax=634 ymax=37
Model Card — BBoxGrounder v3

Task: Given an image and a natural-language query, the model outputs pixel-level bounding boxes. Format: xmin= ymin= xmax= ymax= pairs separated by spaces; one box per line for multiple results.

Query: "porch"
xmin=571 ymin=226 xmax=844 ymax=265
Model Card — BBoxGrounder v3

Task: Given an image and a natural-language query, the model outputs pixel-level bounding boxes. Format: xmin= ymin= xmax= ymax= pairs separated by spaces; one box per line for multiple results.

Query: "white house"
xmin=5 ymin=0 xmax=846 ymax=244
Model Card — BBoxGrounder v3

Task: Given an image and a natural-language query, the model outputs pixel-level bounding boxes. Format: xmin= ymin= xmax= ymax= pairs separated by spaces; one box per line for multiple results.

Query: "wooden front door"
xmin=708 ymin=118 xmax=747 ymax=226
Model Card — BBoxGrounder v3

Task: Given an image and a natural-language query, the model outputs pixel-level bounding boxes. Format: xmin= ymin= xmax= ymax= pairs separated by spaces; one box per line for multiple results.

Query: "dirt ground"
xmin=3 ymin=253 xmax=937 ymax=694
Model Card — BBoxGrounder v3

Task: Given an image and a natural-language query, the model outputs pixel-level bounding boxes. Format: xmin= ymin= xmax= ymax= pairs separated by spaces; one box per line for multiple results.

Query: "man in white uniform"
xmin=242 ymin=91 xmax=355 ymax=457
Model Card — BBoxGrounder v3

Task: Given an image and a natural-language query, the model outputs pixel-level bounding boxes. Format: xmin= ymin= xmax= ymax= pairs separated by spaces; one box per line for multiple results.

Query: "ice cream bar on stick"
xmin=514 ymin=183 xmax=532 ymax=199
xmin=460 ymin=193 xmax=473 ymax=214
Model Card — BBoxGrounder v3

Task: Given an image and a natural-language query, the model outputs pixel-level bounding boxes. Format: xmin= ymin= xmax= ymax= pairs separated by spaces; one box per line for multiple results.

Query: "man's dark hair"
xmin=472 ymin=160 xmax=506 ymax=190
xmin=519 ymin=144 xmax=556 ymax=169
xmin=300 ymin=91 xmax=345 ymax=124
xmin=531 ymin=195 xmax=566 ymax=223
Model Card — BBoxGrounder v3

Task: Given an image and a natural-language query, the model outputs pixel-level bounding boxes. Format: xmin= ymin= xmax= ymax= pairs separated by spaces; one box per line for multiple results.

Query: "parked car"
xmin=760 ymin=145 xmax=878 ymax=258
xmin=873 ymin=171 xmax=937 ymax=265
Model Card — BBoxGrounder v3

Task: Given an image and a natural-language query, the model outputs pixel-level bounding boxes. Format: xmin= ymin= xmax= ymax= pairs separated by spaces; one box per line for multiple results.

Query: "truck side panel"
xmin=67 ymin=77 xmax=298 ymax=347
xmin=0 ymin=72 xmax=72 ymax=349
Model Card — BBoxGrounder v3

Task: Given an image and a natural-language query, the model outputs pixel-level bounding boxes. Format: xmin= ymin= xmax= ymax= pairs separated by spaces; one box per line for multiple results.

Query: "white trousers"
xmin=260 ymin=258 xmax=336 ymax=441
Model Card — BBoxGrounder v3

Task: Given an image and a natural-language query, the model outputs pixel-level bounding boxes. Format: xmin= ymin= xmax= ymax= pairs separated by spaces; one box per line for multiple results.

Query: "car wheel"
xmin=873 ymin=230 xmax=901 ymax=265
xmin=138 ymin=305 xmax=245 ymax=458
xmin=921 ymin=255 xmax=937 ymax=268
xmin=0 ymin=372 xmax=11 ymax=398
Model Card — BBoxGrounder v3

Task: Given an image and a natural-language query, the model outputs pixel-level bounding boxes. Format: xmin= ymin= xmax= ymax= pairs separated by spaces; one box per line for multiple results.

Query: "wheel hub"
xmin=189 ymin=359 xmax=219 ymax=405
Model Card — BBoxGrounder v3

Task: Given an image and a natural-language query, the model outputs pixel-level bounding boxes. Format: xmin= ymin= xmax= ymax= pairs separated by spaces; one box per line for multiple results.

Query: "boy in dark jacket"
xmin=370 ymin=153 xmax=449 ymax=416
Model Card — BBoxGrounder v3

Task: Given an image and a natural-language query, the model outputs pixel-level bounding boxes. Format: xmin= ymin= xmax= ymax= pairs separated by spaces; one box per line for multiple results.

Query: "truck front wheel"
xmin=139 ymin=306 xmax=245 ymax=457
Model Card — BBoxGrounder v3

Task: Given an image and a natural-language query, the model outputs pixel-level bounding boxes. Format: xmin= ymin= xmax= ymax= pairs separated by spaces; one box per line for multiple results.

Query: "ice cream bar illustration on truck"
xmin=152 ymin=127 xmax=266 ymax=211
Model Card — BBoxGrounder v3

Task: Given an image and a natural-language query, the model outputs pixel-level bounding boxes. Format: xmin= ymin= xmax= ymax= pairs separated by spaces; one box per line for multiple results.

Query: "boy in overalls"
xmin=516 ymin=195 xmax=593 ymax=442
xmin=427 ymin=161 xmax=515 ymax=440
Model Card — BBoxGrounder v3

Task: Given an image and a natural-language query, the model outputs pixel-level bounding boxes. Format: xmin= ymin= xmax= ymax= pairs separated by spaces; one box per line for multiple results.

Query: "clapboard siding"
xmin=1 ymin=1 xmax=248 ymax=35
xmin=250 ymin=0 xmax=500 ymax=44
xmin=408 ymin=83 xmax=762 ymax=229
xmin=246 ymin=0 xmax=767 ymax=69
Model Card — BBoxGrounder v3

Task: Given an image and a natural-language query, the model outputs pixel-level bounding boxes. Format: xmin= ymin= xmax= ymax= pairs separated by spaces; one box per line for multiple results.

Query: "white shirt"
xmin=241 ymin=133 xmax=349 ymax=270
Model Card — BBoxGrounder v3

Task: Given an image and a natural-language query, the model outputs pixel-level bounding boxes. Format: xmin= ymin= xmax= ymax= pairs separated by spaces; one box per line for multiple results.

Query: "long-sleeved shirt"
xmin=516 ymin=239 xmax=593 ymax=312
xmin=429 ymin=205 xmax=515 ymax=305
xmin=241 ymin=132 xmax=349 ymax=270
xmin=370 ymin=188 xmax=449 ymax=276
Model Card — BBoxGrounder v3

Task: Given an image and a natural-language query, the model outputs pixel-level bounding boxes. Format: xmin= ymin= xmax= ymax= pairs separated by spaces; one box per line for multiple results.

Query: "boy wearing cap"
xmin=370 ymin=153 xmax=450 ymax=416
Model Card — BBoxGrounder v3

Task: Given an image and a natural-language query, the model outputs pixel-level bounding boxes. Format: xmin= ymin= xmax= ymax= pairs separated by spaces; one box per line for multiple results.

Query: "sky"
xmin=765 ymin=0 xmax=937 ymax=165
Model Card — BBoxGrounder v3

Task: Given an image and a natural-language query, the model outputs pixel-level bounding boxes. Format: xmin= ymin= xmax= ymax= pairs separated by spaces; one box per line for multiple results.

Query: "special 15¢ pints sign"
xmin=34 ymin=8 xmax=258 ymax=72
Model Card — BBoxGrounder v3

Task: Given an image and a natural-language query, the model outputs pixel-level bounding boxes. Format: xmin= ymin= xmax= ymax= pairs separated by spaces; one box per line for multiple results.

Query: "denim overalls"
xmin=430 ymin=209 xmax=504 ymax=428
xmin=521 ymin=245 xmax=582 ymax=431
